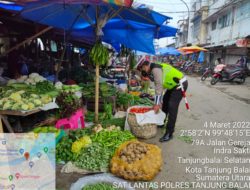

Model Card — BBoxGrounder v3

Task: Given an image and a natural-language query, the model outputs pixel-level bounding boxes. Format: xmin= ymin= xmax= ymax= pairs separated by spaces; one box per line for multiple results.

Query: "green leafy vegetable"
xmin=100 ymin=118 xmax=125 ymax=129
xmin=56 ymin=136 xmax=74 ymax=163
xmin=56 ymin=92 xmax=82 ymax=118
xmin=74 ymin=143 xmax=112 ymax=171
xmin=35 ymin=81 xmax=55 ymax=94
xmin=103 ymin=102 xmax=113 ymax=120
xmin=82 ymin=183 xmax=116 ymax=190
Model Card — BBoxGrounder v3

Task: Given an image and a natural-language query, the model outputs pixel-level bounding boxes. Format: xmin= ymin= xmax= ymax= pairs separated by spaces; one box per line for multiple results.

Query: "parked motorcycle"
xmin=210 ymin=64 xmax=246 ymax=85
xmin=173 ymin=61 xmax=184 ymax=69
xmin=180 ymin=61 xmax=195 ymax=74
xmin=179 ymin=61 xmax=189 ymax=71
xmin=201 ymin=67 xmax=213 ymax=81
xmin=247 ymin=62 xmax=250 ymax=76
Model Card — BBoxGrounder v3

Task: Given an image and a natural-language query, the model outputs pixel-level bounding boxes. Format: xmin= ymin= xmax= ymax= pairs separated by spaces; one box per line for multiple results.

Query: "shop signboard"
xmin=236 ymin=38 xmax=250 ymax=48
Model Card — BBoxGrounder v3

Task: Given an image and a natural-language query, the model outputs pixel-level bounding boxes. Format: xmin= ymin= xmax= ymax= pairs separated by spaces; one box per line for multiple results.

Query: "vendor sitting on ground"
xmin=140 ymin=61 xmax=188 ymax=142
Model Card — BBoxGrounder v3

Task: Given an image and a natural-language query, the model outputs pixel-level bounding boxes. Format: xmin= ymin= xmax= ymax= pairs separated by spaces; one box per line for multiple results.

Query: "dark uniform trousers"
xmin=162 ymin=81 xmax=188 ymax=135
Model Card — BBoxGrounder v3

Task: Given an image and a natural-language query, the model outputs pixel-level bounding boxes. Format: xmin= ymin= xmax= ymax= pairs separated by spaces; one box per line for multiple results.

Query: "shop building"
xmin=202 ymin=0 xmax=250 ymax=65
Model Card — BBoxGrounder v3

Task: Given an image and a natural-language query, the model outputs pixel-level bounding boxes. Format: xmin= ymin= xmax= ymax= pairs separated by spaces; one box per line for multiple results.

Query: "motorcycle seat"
xmin=224 ymin=67 xmax=243 ymax=74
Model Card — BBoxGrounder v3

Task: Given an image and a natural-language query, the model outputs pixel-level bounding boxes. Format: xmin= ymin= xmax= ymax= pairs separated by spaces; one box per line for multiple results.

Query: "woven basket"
xmin=127 ymin=113 xmax=157 ymax=139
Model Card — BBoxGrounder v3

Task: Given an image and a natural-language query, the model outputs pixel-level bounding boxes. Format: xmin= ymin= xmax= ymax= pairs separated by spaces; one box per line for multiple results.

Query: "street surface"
xmin=57 ymin=76 xmax=250 ymax=190
xmin=148 ymin=76 xmax=250 ymax=190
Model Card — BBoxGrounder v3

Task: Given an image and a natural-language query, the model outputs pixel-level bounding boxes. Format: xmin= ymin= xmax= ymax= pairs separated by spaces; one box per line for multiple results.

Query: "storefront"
xmin=207 ymin=37 xmax=250 ymax=66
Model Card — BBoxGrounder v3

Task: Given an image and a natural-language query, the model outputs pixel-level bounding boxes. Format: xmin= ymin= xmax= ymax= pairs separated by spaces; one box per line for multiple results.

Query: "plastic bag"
xmin=61 ymin=161 xmax=107 ymax=174
xmin=110 ymin=140 xmax=163 ymax=181
xmin=125 ymin=105 xmax=165 ymax=130
xmin=70 ymin=173 xmax=135 ymax=190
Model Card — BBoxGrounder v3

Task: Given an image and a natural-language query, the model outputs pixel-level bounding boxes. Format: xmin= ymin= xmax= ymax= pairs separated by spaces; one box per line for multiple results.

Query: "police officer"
xmin=141 ymin=61 xmax=188 ymax=142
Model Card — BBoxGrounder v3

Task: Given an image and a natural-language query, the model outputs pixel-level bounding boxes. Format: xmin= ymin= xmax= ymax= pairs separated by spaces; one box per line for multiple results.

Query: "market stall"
xmin=0 ymin=1 xmax=180 ymax=189
xmin=0 ymin=109 xmax=41 ymax=133
xmin=0 ymin=72 xmax=85 ymax=132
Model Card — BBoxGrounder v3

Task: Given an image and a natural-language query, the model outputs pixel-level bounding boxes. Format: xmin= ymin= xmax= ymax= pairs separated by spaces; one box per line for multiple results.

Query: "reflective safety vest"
xmin=161 ymin=63 xmax=184 ymax=90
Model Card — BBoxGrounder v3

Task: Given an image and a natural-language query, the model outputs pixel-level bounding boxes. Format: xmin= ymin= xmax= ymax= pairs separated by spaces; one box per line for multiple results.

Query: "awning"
xmin=205 ymin=39 xmax=236 ymax=48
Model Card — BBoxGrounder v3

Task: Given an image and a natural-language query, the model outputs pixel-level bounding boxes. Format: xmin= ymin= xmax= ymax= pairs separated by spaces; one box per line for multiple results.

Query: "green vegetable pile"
xmin=116 ymin=92 xmax=153 ymax=109
xmin=56 ymin=136 xmax=74 ymax=162
xmin=74 ymin=129 xmax=134 ymax=171
xmin=82 ymin=183 xmax=117 ymax=190
xmin=85 ymin=107 xmax=118 ymax=123
xmin=91 ymin=129 xmax=135 ymax=153
xmin=35 ymin=81 xmax=55 ymax=94
xmin=71 ymin=136 xmax=92 ymax=154
xmin=56 ymin=127 xmax=135 ymax=172
xmin=116 ymin=92 xmax=134 ymax=109
xmin=103 ymin=102 xmax=113 ymax=120
xmin=68 ymin=128 xmax=93 ymax=140
xmin=85 ymin=111 xmax=106 ymax=122
xmin=100 ymin=83 xmax=117 ymax=97
xmin=133 ymin=96 xmax=154 ymax=106
xmin=56 ymin=92 xmax=82 ymax=118
xmin=0 ymin=88 xmax=52 ymax=111
xmin=0 ymin=79 xmax=60 ymax=111
xmin=80 ymin=83 xmax=116 ymax=98
xmin=74 ymin=143 xmax=112 ymax=171
xmin=56 ymin=129 xmax=92 ymax=162
xmin=7 ymin=80 xmax=58 ymax=97
xmin=33 ymin=126 xmax=60 ymax=137
xmin=100 ymin=118 xmax=126 ymax=129
xmin=62 ymin=85 xmax=82 ymax=93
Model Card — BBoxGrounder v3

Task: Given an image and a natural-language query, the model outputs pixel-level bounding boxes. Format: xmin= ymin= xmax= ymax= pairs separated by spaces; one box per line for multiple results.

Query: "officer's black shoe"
xmin=159 ymin=133 xmax=173 ymax=142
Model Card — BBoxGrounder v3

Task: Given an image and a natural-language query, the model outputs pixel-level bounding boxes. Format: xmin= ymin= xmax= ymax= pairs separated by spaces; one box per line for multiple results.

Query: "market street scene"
xmin=0 ymin=0 xmax=250 ymax=190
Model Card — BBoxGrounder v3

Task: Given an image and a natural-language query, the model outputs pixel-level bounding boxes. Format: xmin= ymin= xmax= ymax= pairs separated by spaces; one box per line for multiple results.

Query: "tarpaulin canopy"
xmin=157 ymin=47 xmax=181 ymax=56
xmin=0 ymin=2 xmax=23 ymax=11
xmin=197 ymin=51 xmax=205 ymax=63
xmin=21 ymin=1 xmax=171 ymax=29
xmin=20 ymin=1 xmax=174 ymax=53
xmin=155 ymin=25 xmax=178 ymax=39
xmin=71 ymin=20 xmax=177 ymax=53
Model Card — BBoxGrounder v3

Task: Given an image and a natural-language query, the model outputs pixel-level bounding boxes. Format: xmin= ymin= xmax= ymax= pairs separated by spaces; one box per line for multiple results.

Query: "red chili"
xmin=130 ymin=107 xmax=151 ymax=113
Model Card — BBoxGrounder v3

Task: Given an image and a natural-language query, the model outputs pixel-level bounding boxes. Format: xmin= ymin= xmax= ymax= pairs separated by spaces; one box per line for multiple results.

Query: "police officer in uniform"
xmin=141 ymin=61 xmax=188 ymax=142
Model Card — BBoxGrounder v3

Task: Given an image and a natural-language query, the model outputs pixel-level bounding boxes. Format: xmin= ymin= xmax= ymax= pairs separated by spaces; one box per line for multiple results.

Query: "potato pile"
xmin=119 ymin=142 xmax=148 ymax=164
xmin=111 ymin=140 xmax=163 ymax=181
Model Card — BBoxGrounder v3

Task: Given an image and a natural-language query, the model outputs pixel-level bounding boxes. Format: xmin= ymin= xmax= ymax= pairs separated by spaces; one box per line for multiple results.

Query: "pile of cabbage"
xmin=0 ymin=73 xmax=55 ymax=111
xmin=1 ymin=73 xmax=82 ymax=111
xmin=0 ymin=90 xmax=52 ymax=111
xmin=7 ymin=73 xmax=46 ymax=86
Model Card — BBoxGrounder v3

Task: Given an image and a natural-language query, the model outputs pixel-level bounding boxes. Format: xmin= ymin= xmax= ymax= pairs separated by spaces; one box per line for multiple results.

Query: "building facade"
xmin=176 ymin=0 xmax=250 ymax=65
xmin=175 ymin=18 xmax=189 ymax=47
xmin=187 ymin=0 xmax=209 ymax=46
xmin=204 ymin=0 xmax=250 ymax=65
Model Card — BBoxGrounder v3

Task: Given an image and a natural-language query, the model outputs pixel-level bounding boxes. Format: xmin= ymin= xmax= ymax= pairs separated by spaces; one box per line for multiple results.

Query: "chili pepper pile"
xmin=91 ymin=129 xmax=135 ymax=153
xmin=130 ymin=107 xmax=152 ymax=114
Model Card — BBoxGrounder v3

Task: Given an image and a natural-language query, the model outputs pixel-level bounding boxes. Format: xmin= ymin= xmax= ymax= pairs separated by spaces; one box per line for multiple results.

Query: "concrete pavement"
xmin=200 ymin=76 xmax=250 ymax=105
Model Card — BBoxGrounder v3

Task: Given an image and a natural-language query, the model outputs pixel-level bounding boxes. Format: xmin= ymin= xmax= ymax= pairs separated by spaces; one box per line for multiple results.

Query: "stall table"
xmin=0 ymin=109 xmax=41 ymax=133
